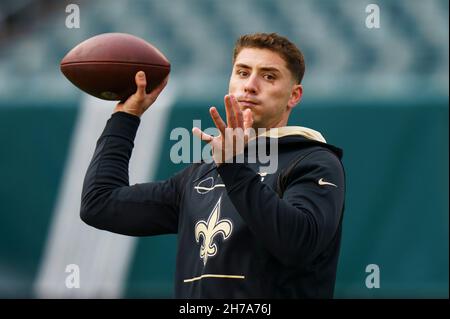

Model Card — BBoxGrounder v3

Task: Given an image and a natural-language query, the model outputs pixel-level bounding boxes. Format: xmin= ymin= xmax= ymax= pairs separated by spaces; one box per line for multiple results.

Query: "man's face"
xmin=228 ymin=48 xmax=302 ymax=130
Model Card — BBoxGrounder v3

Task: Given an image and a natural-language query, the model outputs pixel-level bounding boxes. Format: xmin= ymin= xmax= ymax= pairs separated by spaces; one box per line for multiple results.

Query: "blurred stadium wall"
xmin=0 ymin=0 xmax=448 ymax=298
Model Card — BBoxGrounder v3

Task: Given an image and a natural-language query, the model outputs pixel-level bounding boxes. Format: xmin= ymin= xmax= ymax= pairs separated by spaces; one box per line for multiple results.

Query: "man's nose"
xmin=244 ymin=75 xmax=258 ymax=94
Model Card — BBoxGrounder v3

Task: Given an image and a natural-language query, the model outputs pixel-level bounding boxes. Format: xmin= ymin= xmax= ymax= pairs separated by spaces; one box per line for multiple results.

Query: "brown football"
xmin=60 ymin=33 xmax=170 ymax=101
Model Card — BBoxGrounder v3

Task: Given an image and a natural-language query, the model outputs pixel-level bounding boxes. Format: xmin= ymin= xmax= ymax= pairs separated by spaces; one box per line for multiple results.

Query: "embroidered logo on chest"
xmin=194 ymin=197 xmax=233 ymax=266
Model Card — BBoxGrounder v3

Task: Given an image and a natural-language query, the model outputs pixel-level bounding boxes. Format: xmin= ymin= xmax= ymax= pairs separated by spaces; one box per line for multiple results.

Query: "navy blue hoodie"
xmin=81 ymin=111 xmax=346 ymax=298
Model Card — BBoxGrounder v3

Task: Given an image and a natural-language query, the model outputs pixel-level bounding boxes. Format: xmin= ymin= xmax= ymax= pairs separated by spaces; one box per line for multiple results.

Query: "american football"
xmin=60 ymin=32 xmax=170 ymax=101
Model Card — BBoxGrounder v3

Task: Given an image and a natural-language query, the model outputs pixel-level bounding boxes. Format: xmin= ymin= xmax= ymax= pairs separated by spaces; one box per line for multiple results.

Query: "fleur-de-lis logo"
xmin=194 ymin=197 xmax=232 ymax=266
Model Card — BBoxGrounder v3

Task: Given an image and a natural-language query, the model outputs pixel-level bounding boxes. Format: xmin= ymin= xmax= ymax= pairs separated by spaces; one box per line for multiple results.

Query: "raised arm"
xmin=80 ymin=71 xmax=184 ymax=236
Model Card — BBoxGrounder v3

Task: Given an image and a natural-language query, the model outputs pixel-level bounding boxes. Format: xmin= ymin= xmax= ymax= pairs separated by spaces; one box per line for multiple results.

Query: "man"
xmin=81 ymin=33 xmax=346 ymax=298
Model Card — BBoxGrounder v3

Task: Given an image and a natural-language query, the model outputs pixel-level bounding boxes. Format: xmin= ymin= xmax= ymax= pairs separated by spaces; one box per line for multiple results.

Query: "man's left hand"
xmin=192 ymin=94 xmax=254 ymax=166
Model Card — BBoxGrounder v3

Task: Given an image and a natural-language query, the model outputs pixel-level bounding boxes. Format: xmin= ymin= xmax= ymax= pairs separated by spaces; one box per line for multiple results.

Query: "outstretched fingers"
xmin=209 ymin=107 xmax=226 ymax=135
xmin=224 ymin=95 xmax=238 ymax=128
xmin=243 ymin=109 xmax=254 ymax=130
xmin=192 ymin=127 xmax=214 ymax=143
xmin=230 ymin=95 xmax=244 ymax=128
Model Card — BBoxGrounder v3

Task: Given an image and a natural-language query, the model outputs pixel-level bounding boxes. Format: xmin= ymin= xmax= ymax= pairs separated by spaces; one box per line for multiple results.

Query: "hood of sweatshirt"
xmin=251 ymin=126 xmax=343 ymax=159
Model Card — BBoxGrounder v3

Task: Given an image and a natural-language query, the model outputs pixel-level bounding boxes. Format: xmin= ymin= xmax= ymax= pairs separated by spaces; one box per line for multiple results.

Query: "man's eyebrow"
xmin=235 ymin=63 xmax=251 ymax=69
xmin=259 ymin=67 xmax=281 ymax=74
xmin=235 ymin=63 xmax=281 ymax=74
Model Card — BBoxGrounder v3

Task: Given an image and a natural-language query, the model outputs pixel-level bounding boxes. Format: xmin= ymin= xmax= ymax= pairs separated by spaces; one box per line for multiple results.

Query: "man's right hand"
xmin=114 ymin=71 xmax=169 ymax=117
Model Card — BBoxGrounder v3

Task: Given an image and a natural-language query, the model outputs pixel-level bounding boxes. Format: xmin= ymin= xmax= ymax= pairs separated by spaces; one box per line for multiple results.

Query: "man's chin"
xmin=251 ymin=121 xmax=268 ymax=132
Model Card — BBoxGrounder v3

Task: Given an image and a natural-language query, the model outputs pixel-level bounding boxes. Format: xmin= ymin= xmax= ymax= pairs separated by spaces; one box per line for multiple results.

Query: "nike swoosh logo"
xmin=318 ymin=178 xmax=337 ymax=188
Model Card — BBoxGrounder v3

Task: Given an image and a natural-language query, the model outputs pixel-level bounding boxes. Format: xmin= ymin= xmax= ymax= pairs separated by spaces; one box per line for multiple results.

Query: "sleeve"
xmin=80 ymin=111 xmax=188 ymax=236
xmin=216 ymin=150 xmax=345 ymax=267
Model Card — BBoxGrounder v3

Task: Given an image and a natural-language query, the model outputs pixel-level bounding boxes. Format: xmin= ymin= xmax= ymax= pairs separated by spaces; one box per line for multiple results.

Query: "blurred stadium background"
xmin=0 ymin=0 xmax=448 ymax=298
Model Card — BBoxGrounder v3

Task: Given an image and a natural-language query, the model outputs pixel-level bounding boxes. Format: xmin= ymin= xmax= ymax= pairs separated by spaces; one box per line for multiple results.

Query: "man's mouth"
xmin=237 ymin=99 xmax=259 ymax=108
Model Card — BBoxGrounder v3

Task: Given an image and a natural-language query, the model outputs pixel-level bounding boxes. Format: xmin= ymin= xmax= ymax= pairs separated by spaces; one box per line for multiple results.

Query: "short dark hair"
xmin=233 ymin=33 xmax=305 ymax=84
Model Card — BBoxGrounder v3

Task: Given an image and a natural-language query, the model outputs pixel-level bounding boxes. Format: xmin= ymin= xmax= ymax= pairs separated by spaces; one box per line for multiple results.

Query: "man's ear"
xmin=288 ymin=84 xmax=303 ymax=109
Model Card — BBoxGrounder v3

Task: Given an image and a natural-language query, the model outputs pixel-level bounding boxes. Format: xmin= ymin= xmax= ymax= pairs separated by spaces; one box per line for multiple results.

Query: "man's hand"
xmin=192 ymin=95 xmax=254 ymax=166
xmin=114 ymin=71 xmax=169 ymax=117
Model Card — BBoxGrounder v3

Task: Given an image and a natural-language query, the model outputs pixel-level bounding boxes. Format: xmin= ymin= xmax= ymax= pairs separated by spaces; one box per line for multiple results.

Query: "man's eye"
xmin=237 ymin=70 xmax=248 ymax=77
xmin=264 ymin=74 xmax=275 ymax=81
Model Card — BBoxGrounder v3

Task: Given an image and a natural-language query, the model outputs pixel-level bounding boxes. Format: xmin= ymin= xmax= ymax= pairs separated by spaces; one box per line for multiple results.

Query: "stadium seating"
xmin=0 ymin=0 xmax=448 ymax=102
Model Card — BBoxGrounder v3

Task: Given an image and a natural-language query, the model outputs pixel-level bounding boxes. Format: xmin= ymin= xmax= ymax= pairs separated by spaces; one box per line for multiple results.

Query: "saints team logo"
xmin=194 ymin=197 xmax=233 ymax=266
